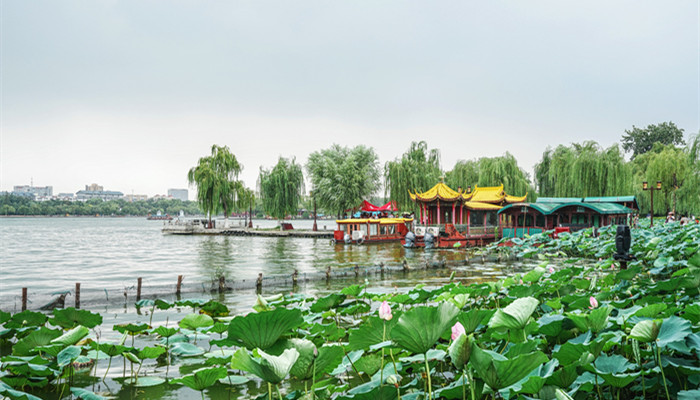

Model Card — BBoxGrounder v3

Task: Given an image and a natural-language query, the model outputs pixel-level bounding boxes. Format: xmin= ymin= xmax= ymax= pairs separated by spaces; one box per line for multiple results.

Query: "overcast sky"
xmin=2 ymin=1 xmax=698 ymax=199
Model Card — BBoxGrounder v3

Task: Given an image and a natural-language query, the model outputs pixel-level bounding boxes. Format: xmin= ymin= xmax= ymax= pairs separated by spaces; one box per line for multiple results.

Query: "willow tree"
xmin=237 ymin=187 xmax=256 ymax=228
xmin=306 ymin=144 xmax=380 ymax=217
xmin=632 ymin=142 xmax=696 ymax=216
xmin=678 ymin=134 xmax=700 ymax=215
xmin=447 ymin=153 xmax=533 ymax=199
xmin=258 ymin=157 xmax=304 ymax=229
xmin=187 ymin=145 xmax=243 ymax=227
xmin=384 ymin=141 xmax=442 ymax=212
xmin=534 ymin=141 xmax=632 ymax=198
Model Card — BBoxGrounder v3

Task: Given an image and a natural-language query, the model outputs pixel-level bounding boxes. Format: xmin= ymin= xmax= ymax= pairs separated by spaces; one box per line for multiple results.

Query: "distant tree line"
xmin=0 ymin=196 xmax=203 ymax=217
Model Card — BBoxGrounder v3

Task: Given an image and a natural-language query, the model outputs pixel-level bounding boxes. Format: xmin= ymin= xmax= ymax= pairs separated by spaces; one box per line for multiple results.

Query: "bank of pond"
xmin=1 ymin=222 xmax=699 ymax=400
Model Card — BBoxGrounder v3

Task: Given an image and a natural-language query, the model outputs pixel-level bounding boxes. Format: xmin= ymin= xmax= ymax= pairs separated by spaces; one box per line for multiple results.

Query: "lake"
xmin=0 ymin=217 xmax=525 ymax=311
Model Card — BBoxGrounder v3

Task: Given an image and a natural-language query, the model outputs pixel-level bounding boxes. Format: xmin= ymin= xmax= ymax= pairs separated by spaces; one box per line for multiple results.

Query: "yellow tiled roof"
xmin=463 ymin=185 xmax=505 ymax=204
xmin=505 ymin=194 xmax=528 ymax=203
xmin=409 ymin=182 xmax=462 ymax=202
xmin=463 ymin=201 xmax=503 ymax=210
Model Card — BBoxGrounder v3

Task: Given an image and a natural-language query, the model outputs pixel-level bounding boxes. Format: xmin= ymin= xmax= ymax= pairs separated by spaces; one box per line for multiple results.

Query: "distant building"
xmin=168 ymin=188 xmax=188 ymax=201
xmin=13 ymin=185 xmax=53 ymax=199
xmin=76 ymin=189 xmax=124 ymax=201
xmin=86 ymin=183 xmax=104 ymax=191
xmin=124 ymin=194 xmax=148 ymax=202
xmin=57 ymin=193 xmax=75 ymax=200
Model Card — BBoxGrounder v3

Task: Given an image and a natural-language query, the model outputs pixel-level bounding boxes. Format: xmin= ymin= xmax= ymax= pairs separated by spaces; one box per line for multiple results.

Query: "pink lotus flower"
xmin=379 ymin=301 xmax=392 ymax=321
xmin=589 ymin=296 xmax=599 ymax=309
xmin=451 ymin=322 xmax=466 ymax=340
xmin=548 ymin=267 xmax=554 ymax=274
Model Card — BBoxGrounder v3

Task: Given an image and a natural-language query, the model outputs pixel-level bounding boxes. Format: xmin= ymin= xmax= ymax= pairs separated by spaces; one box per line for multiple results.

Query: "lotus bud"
xmin=451 ymin=322 xmax=466 ymax=340
xmin=386 ymin=374 xmax=400 ymax=385
xmin=448 ymin=332 xmax=472 ymax=370
xmin=378 ymin=300 xmax=392 ymax=321
xmin=589 ymin=296 xmax=598 ymax=309
xmin=548 ymin=267 xmax=554 ymax=274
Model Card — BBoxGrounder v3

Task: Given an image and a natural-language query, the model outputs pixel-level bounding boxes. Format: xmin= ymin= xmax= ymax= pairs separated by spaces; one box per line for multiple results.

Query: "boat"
xmin=147 ymin=211 xmax=173 ymax=220
xmin=332 ymin=200 xmax=413 ymax=244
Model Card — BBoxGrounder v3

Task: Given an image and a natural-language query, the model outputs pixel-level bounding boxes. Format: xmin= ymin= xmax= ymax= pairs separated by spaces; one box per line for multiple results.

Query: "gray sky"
xmin=2 ymin=1 xmax=698 ymax=199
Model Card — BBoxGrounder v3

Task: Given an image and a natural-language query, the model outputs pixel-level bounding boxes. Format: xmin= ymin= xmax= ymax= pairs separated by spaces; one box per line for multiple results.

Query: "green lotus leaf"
xmin=546 ymin=363 xmax=579 ymax=388
xmin=470 ymin=344 xmax=548 ymax=390
xmin=399 ymin=348 xmax=446 ymax=363
xmin=311 ymin=293 xmax=347 ymax=313
xmin=679 ymin=389 xmax=700 ymax=400
xmin=633 ymin=303 xmax=667 ymax=318
xmin=175 ymin=298 xmax=208 ymax=309
xmin=151 ymin=325 xmax=178 ymax=338
xmin=122 ymin=351 xmax=141 ymax=364
xmin=314 ymin=345 xmax=346 ymax=379
xmin=169 ymin=342 xmax=204 ymax=357
xmin=171 ymin=366 xmax=228 ymax=391
xmin=70 ymin=387 xmax=108 ymax=399
xmin=501 ymin=358 xmax=559 ymax=396
xmin=155 ymin=299 xmax=173 ymax=310
xmin=555 ymin=388 xmax=575 ymax=400
xmin=629 ymin=320 xmax=660 ymax=343
xmin=179 ymin=314 xmax=214 ymax=330
xmin=489 ymin=297 xmax=539 ymax=330
xmin=348 ymin=316 xmax=398 ymax=351
xmin=200 ymin=300 xmax=229 ymax=317
xmin=135 ymin=299 xmax=155 ymax=308
xmin=128 ymin=376 xmax=166 ymax=387
xmin=57 ymin=345 xmax=82 ymax=368
xmin=390 ymin=302 xmax=459 ymax=355
xmin=340 ymin=284 xmax=363 ymax=297
xmin=657 ymin=316 xmax=692 ymax=348
xmin=330 ymin=350 xmax=364 ymax=376
xmin=434 ymin=374 xmax=484 ymax=400
xmin=219 ymin=375 xmax=249 ymax=385
xmin=0 ymin=381 xmax=43 ymax=400
xmin=537 ymin=314 xmax=566 ymax=337
xmin=12 ymin=326 xmax=62 ymax=356
xmin=522 ymin=266 xmax=545 ymax=283
xmin=227 ymin=308 xmax=303 ymax=351
xmin=138 ymin=346 xmax=166 ymax=359
xmin=51 ymin=325 xmax=89 ymax=346
xmin=448 ymin=333 xmax=471 ymax=370
xmin=287 ymin=338 xmax=317 ymax=380
xmin=230 ymin=348 xmax=299 ymax=384
xmin=456 ymin=309 xmax=493 ymax=334
xmin=50 ymin=308 xmax=102 ymax=329
xmin=113 ymin=323 xmax=149 ymax=335
xmin=5 ymin=310 xmax=47 ymax=329
xmin=0 ymin=310 xmax=10 ymax=325
xmin=92 ymin=343 xmax=130 ymax=358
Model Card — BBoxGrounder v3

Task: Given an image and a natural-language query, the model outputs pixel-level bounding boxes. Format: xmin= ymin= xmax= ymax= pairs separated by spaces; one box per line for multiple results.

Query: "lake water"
xmin=0 ymin=217 xmax=524 ymax=311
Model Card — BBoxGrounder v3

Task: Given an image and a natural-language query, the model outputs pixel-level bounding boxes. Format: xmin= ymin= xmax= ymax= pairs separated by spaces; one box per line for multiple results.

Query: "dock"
xmin=162 ymin=221 xmax=333 ymax=238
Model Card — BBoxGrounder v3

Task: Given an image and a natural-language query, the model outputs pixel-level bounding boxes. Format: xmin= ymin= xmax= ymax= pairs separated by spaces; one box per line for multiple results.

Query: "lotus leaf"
xmin=470 ymin=344 xmax=548 ymax=390
xmin=219 ymin=375 xmax=249 ymax=385
xmin=5 ymin=311 xmax=47 ymax=329
xmin=171 ymin=366 xmax=227 ymax=391
xmin=178 ymin=314 xmax=214 ymax=330
xmin=501 ymin=358 xmax=558 ymax=396
xmin=128 ymin=376 xmax=166 ymax=387
xmin=330 ymin=350 xmax=364 ymax=376
xmin=50 ymin=308 xmax=102 ymax=329
xmin=200 ymin=300 xmax=229 ymax=317
xmin=629 ymin=319 xmax=660 ymax=342
xmin=489 ymin=296 xmax=539 ymax=331
xmin=269 ymin=338 xmax=317 ymax=380
xmin=230 ymin=348 xmax=299 ymax=384
xmin=0 ymin=381 xmax=43 ymax=400
xmin=227 ymin=308 xmax=303 ymax=351
xmin=348 ymin=316 xmax=398 ymax=351
xmin=151 ymin=326 xmax=178 ymax=338
xmin=51 ymin=325 xmax=89 ymax=346
xmin=113 ymin=323 xmax=149 ymax=335
xmin=390 ymin=302 xmax=459 ymax=355
xmin=12 ymin=327 xmax=62 ymax=356
xmin=57 ymin=345 xmax=81 ymax=368
xmin=138 ymin=346 xmax=166 ymax=360
xmin=314 ymin=345 xmax=345 ymax=379
xmin=70 ymin=387 xmax=108 ymax=399
xmin=169 ymin=342 xmax=204 ymax=357
xmin=657 ymin=316 xmax=692 ymax=348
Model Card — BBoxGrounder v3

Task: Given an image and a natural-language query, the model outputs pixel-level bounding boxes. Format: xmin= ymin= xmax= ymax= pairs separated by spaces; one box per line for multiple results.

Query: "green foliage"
xmin=306 ymin=144 xmax=381 ymax=216
xmin=384 ymin=141 xmax=442 ymax=212
xmin=227 ymin=307 xmax=303 ymax=351
xmin=0 ymin=194 xmax=201 ymax=216
xmin=258 ymin=156 xmax=304 ymax=221
xmin=230 ymin=348 xmax=299 ymax=384
xmin=446 ymin=152 xmax=533 ymax=200
xmin=171 ymin=366 xmax=228 ymax=392
xmin=622 ymin=121 xmax=686 ymax=159
xmin=50 ymin=308 xmax=102 ymax=329
xmin=188 ymin=144 xmax=244 ymax=222
xmin=390 ymin=302 xmax=459 ymax=354
xmin=534 ymin=141 xmax=632 ymax=197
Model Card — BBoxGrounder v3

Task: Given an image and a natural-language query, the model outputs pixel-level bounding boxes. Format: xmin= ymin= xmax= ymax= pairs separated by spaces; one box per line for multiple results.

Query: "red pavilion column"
xmin=437 ymin=200 xmax=441 ymax=225
xmin=452 ymin=202 xmax=456 ymax=225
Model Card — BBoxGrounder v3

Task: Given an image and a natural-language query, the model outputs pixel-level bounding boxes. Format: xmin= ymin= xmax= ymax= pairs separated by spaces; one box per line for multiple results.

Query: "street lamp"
xmin=642 ymin=180 xmax=662 ymax=227
xmin=312 ymin=191 xmax=318 ymax=232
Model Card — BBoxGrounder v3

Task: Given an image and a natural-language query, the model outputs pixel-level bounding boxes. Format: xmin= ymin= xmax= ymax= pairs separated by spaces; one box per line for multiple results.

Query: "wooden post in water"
xmin=136 ymin=278 xmax=142 ymax=301
xmin=22 ymin=288 xmax=27 ymax=311
xmin=354 ymin=264 xmax=359 ymax=278
xmin=292 ymin=269 xmax=298 ymax=285
xmin=176 ymin=275 xmax=183 ymax=296
xmin=75 ymin=283 xmax=81 ymax=309
xmin=256 ymin=273 xmax=263 ymax=293
xmin=325 ymin=266 xmax=331 ymax=281
xmin=219 ymin=275 xmax=226 ymax=292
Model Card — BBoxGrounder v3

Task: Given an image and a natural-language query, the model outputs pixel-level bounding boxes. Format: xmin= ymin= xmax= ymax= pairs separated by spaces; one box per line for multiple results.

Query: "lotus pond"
xmin=1 ymin=221 xmax=699 ymax=400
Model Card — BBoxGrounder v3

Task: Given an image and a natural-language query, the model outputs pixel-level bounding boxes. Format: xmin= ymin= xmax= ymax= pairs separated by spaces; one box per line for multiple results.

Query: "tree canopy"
xmin=187 ymin=145 xmax=243 ymax=223
xmin=384 ymin=141 xmax=442 ymax=211
xmin=258 ymin=157 xmax=304 ymax=222
xmin=621 ymin=121 xmax=685 ymax=159
xmin=446 ymin=152 xmax=533 ymax=199
xmin=534 ymin=141 xmax=632 ymax=198
xmin=306 ymin=144 xmax=380 ymax=217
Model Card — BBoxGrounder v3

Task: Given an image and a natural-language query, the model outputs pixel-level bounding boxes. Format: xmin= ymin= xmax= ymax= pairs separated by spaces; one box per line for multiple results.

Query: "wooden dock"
xmin=162 ymin=223 xmax=333 ymax=238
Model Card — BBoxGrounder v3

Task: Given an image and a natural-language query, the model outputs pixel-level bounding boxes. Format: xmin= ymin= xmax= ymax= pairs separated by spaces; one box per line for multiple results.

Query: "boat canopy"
xmin=359 ymin=200 xmax=398 ymax=212
xmin=336 ymin=217 xmax=413 ymax=224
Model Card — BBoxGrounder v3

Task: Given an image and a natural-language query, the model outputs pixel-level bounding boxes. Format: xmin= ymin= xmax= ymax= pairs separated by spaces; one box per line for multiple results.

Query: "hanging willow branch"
xmin=258 ymin=157 xmax=305 ymax=221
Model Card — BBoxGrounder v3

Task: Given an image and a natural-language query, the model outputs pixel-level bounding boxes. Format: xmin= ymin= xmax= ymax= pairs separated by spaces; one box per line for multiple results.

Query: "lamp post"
xmin=642 ymin=180 xmax=662 ymax=227
xmin=312 ymin=191 xmax=318 ymax=232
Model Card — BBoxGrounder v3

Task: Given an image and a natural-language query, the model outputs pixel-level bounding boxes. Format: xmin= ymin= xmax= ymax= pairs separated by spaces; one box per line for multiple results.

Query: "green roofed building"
xmin=498 ymin=196 xmax=637 ymax=238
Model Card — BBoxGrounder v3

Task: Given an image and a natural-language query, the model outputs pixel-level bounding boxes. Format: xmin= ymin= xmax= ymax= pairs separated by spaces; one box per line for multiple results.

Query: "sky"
xmin=1 ymin=1 xmax=698 ymax=199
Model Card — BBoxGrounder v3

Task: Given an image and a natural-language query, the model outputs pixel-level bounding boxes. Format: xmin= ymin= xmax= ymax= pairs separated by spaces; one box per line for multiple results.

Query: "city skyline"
xmin=2 ymin=2 xmax=698 ymax=198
